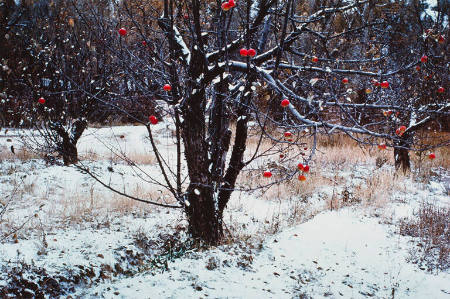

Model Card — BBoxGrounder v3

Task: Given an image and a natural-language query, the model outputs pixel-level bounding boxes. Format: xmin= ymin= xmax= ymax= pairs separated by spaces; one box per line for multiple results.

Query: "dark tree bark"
xmin=181 ymin=36 xmax=223 ymax=242
xmin=394 ymin=133 xmax=412 ymax=173
xmin=49 ymin=119 xmax=87 ymax=166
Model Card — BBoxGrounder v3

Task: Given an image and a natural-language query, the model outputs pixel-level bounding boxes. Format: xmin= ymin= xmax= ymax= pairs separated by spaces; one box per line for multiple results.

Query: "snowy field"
xmin=0 ymin=125 xmax=449 ymax=298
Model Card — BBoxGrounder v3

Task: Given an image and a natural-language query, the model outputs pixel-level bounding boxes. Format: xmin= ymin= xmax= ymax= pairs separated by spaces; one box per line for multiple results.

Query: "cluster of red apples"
xmin=240 ymin=48 xmax=256 ymax=57
xmin=419 ymin=55 xmax=445 ymax=93
xmin=263 ymin=162 xmax=310 ymax=182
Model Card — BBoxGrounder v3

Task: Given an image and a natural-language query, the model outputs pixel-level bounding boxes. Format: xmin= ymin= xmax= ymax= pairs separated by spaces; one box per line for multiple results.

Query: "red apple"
xmin=222 ymin=2 xmax=231 ymax=11
xmin=298 ymin=175 xmax=306 ymax=181
xmin=420 ymin=55 xmax=428 ymax=63
xmin=184 ymin=14 xmax=189 ymax=19
xmin=311 ymin=56 xmax=319 ymax=62
xmin=228 ymin=0 xmax=236 ymax=8
xmin=378 ymin=144 xmax=387 ymax=150
xmin=381 ymin=81 xmax=389 ymax=89
xmin=281 ymin=99 xmax=290 ymax=107
xmin=297 ymin=163 xmax=304 ymax=170
xmin=303 ymin=165 xmax=310 ymax=172
xmin=279 ymin=154 xmax=285 ymax=159
xmin=372 ymin=79 xmax=380 ymax=86
xmin=428 ymin=153 xmax=436 ymax=160
xmin=38 ymin=97 xmax=45 ymax=104
xmin=163 ymin=84 xmax=172 ymax=91
xmin=342 ymin=77 xmax=349 ymax=84
xmin=287 ymin=138 xmax=293 ymax=142
xmin=142 ymin=41 xmax=147 ymax=46
xmin=118 ymin=28 xmax=127 ymax=36
xmin=396 ymin=126 xmax=406 ymax=136
xmin=240 ymin=48 xmax=248 ymax=57
xmin=437 ymin=86 xmax=444 ymax=93
xmin=284 ymin=131 xmax=292 ymax=138
xmin=247 ymin=48 xmax=256 ymax=57
xmin=415 ymin=66 xmax=421 ymax=71
xmin=263 ymin=171 xmax=272 ymax=178
xmin=149 ymin=115 xmax=158 ymax=125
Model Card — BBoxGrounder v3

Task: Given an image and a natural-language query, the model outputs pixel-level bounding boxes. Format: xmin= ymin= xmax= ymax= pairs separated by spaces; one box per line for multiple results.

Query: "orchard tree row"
xmin=1 ymin=0 xmax=448 ymax=243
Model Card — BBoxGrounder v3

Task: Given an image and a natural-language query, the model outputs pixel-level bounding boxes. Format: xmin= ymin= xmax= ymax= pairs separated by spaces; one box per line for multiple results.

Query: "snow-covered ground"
xmin=83 ymin=209 xmax=450 ymax=299
xmin=0 ymin=126 xmax=449 ymax=298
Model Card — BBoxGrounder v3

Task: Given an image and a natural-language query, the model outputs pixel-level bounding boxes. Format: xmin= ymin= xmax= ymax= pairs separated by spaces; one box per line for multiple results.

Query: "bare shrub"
xmin=398 ymin=203 xmax=449 ymax=272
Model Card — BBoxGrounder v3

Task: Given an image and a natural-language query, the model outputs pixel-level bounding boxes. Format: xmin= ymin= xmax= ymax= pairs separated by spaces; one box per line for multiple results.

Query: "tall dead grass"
xmin=399 ymin=203 xmax=449 ymax=272
xmin=0 ymin=146 xmax=41 ymax=161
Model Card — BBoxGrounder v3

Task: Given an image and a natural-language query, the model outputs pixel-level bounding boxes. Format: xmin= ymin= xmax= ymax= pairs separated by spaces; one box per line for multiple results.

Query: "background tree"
xmin=1 ymin=0 xmax=122 ymax=164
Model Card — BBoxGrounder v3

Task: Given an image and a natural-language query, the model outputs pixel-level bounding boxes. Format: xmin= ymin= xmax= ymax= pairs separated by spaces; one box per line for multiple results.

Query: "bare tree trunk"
xmin=394 ymin=133 xmax=412 ymax=173
xmin=185 ymin=186 xmax=222 ymax=244
xmin=49 ymin=119 xmax=87 ymax=166
xmin=180 ymin=30 xmax=225 ymax=242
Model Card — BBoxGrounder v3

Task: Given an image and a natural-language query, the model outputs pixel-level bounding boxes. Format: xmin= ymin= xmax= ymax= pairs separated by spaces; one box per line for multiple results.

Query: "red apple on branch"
xmin=149 ymin=115 xmax=158 ymax=125
xmin=281 ymin=99 xmax=290 ymax=107
xmin=118 ymin=28 xmax=127 ymax=36
xmin=240 ymin=48 xmax=248 ymax=57
xmin=221 ymin=2 xmax=231 ymax=11
xmin=263 ymin=171 xmax=272 ymax=178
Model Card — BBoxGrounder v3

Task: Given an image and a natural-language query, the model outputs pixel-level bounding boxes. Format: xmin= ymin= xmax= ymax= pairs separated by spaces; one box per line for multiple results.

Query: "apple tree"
xmin=1 ymin=0 xmax=123 ymax=164
xmin=73 ymin=0 xmax=449 ymax=244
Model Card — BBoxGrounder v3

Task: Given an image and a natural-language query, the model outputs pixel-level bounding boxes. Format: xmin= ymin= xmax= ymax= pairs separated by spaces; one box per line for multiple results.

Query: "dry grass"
xmin=353 ymin=170 xmax=405 ymax=205
xmin=314 ymin=133 xmax=396 ymax=166
xmin=0 ymin=145 xmax=42 ymax=161
xmin=0 ymin=175 xmax=177 ymax=241
xmin=399 ymin=203 xmax=449 ymax=272
xmin=126 ymin=151 xmax=157 ymax=165
xmin=413 ymin=131 xmax=450 ymax=167
xmin=44 ymin=184 xmax=174 ymax=226
xmin=80 ymin=147 xmax=157 ymax=165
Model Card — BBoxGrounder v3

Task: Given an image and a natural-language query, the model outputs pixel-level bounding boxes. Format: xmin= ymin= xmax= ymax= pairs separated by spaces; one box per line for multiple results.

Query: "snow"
xmin=1 ymin=126 xmax=449 ymax=298
xmin=173 ymin=26 xmax=191 ymax=65
xmin=74 ymin=208 xmax=450 ymax=298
